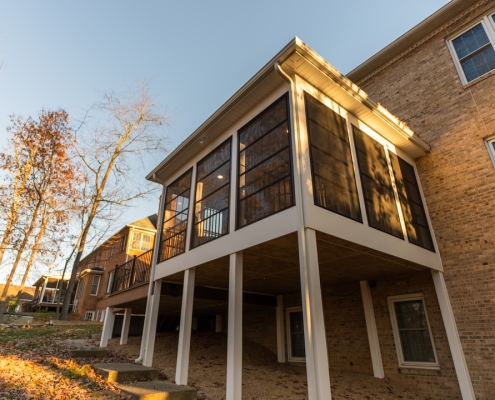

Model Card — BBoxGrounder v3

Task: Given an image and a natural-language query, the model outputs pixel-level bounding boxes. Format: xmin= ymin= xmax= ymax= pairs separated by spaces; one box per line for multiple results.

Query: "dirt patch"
xmin=107 ymin=331 xmax=447 ymax=400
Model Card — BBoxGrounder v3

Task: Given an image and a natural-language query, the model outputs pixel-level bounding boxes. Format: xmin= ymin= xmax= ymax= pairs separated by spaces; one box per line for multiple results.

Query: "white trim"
xmin=484 ymin=136 xmax=495 ymax=168
xmin=360 ymin=281 xmax=384 ymax=378
xmin=285 ymin=307 xmax=305 ymax=362
xmin=447 ymin=13 xmax=495 ymax=85
xmin=100 ymin=306 xmax=115 ymax=348
xmin=387 ymin=293 xmax=440 ymax=370
xmin=90 ymin=275 xmax=101 ymax=296
xmin=143 ymin=279 xmax=162 ymax=367
xmin=85 ymin=310 xmax=95 ymax=321
xmin=120 ymin=308 xmax=132 ymax=345
xmin=129 ymin=230 xmax=153 ymax=251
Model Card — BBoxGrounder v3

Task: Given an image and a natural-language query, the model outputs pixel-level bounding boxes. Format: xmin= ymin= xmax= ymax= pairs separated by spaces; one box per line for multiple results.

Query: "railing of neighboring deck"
xmin=110 ymin=248 xmax=153 ymax=294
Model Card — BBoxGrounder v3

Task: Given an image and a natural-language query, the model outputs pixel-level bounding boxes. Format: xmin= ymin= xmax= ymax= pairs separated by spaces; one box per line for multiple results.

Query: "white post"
xmin=359 ymin=281 xmax=384 ymax=378
xmin=142 ymin=279 xmax=162 ymax=367
xmin=226 ymin=252 xmax=243 ymax=400
xmin=136 ymin=184 xmax=167 ymax=363
xmin=215 ymin=315 xmax=222 ymax=333
xmin=276 ymin=295 xmax=286 ymax=363
xmin=175 ymin=267 xmax=196 ymax=385
xmin=100 ymin=306 xmax=115 ymax=348
xmin=120 ymin=308 xmax=132 ymax=345
xmin=431 ymin=271 xmax=475 ymax=400
xmin=299 ymin=228 xmax=332 ymax=400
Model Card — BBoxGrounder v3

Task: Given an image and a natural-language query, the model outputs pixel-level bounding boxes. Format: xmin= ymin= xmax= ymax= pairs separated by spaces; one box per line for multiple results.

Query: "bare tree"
xmin=60 ymin=83 xmax=169 ymax=319
xmin=0 ymin=110 xmax=82 ymax=307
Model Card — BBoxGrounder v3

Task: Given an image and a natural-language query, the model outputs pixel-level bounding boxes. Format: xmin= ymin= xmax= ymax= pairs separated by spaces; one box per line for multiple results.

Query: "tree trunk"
xmin=19 ymin=214 xmax=48 ymax=291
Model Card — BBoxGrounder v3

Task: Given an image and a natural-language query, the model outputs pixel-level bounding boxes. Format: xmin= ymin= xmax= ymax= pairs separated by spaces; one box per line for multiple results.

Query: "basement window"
xmin=388 ymin=293 xmax=439 ymax=369
xmin=286 ymin=308 xmax=305 ymax=361
xmin=448 ymin=15 xmax=495 ymax=84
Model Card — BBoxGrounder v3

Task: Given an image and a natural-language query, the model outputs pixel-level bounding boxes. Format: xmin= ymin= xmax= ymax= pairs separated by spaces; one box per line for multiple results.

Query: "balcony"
xmin=110 ymin=249 xmax=153 ymax=295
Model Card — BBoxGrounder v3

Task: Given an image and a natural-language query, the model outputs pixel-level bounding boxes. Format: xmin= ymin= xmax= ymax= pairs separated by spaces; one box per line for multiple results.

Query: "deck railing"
xmin=110 ymin=248 xmax=153 ymax=294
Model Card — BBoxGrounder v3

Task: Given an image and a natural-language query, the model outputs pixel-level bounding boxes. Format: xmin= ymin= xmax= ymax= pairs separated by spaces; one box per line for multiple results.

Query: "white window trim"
xmin=286 ymin=307 xmax=305 ymax=362
xmin=85 ymin=310 xmax=95 ymax=321
xmin=447 ymin=13 xmax=495 ymax=85
xmin=90 ymin=275 xmax=101 ymax=296
xmin=130 ymin=230 xmax=152 ymax=251
xmin=388 ymin=293 xmax=440 ymax=370
xmin=106 ymin=270 xmax=115 ymax=293
xmin=484 ymin=137 xmax=495 ymax=168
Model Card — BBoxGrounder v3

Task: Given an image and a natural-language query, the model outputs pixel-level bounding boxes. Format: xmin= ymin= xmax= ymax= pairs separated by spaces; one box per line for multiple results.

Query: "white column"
xmin=226 ymin=252 xmax=243 ymax=400
xmin=359 ymin=281 xmax=384 ymax=378
xmin=136 ymin=183 xmax=167 ymax=363
xmin=299 ymin=228 xmax=332 ymax=400
xmin=175 ymin=268 xmax=196 ymax=385
xmin=431 ymin=271 xmax=475 ymax=400
xmin=215 ymin=315 xmax=222 ymax=333
xmin=276 ymin=295 xmax=286 ymax=363
xmin=143 ymin=279 xmax=162 ymax=367
xmin=100 ymin=306 xmax=115 ymax=348
xmin=120 ymin=308 xmax=132 ymax=345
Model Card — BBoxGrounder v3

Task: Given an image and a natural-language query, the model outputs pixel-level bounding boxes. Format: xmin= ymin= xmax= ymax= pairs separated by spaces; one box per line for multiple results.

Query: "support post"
xmin=120 ymin=307 xmax=132 ymax=345
xmin=431 ymin=270 xmax=475 ymax=400
xmin=100 ymin=306 xmax=115 ymax=348
xmin=359 ymin=281 xmax=384 ymax=378
xmin=175 ymin=268 xmax=196 ymax=385
xmin=276 ymin=295 xmax=286 ymax=363
xmin=143 ymin=279 xmax=162 ymax=367
xmin=298 ymin=228 xmax=331 ymax=400
xmin=226 ymin=252 xmax=243 ymax=400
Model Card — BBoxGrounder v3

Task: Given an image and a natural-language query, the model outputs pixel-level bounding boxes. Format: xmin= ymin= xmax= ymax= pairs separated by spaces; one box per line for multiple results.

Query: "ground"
xmin=107 ymin=330 xmax=451 ymax=400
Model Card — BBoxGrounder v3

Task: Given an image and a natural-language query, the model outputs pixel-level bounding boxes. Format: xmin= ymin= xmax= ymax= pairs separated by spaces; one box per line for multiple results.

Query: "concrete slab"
xmin=93 ymin=363 xmax=159 ymax=383
xmin=114 ymin=381 xmax=197 ymax=400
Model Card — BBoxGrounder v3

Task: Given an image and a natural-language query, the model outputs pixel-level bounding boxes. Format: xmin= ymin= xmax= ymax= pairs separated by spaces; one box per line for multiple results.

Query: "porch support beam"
xmin=226 ymin=252 xmax=243 ymax=400
xmin=143 ymin=279 xmax=162 ymax=367
xmin=298 ymin=228 xmax=332 ymax=400
xmin=175 ymin=268 xmax=196 ymax=385
xmin=359 ymin=281 xmax=384 ymax=378
xmin=431 ymin=270 xmax=475 ymax=400
xmin=100 ymin=306 xmax=115 ymax=348
xmin=276 ymin=295 xmax=286 ymax=363
xmin=120 ymin=308 xmax=132 ymax=345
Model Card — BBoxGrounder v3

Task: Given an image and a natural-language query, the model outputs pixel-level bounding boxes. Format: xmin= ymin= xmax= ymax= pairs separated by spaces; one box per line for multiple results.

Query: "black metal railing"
xmin=110 ymin=248 xmax=153 ymax=294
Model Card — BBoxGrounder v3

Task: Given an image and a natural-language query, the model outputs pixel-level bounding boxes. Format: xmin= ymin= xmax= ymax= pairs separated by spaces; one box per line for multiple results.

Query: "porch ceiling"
xmin=113 ymin=230 xmax=428 ymax=315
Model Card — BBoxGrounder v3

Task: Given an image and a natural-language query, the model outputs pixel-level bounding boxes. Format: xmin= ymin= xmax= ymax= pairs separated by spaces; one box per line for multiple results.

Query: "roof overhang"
xmin=347 ymin=0 xmax=481 ymax=82
xmin=147 ymin=37 xmax=430 ymax=184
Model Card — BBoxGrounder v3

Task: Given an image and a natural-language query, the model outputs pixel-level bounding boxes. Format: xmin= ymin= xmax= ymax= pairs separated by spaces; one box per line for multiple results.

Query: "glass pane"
xmin=160 ymin=170 xmax=192 ymax=261
xmin=290 ymin=311 xmax=306 ymax=358
xmin=399 ymin=329 xmax=436 ymax=362
xmin=452 ymin=23 xmax=490 ymax=59
xmin=191 ymin=139 xmax=231 ymax=248
xmin=353 ymin=127 xmax=403 ymax=238
xmin=394 ymin=300 xmax=427 ymax=329
xmin=389 ymin=153 xmax=434 ymax=251
xmin=237 ymin=95 xmax=294 ymax=228
xmin=305 ymin=94 xmax=362 ymax=222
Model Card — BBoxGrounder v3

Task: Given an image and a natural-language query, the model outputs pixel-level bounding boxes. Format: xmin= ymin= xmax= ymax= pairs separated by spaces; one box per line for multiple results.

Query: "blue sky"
xmin=0 ymin=1 xmax=449 ymax=277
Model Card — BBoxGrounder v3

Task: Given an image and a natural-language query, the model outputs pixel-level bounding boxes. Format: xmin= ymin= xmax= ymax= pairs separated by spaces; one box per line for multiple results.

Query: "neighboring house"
xmin=0 ymin=284 xmax=35 ymax=313
xmin=97 ymin=2 xmax=495 ymax=400
xmin=73 ymin=214 xmax=157 ymax=321
xmin=24 ymin=274 xmax=72 ymax=312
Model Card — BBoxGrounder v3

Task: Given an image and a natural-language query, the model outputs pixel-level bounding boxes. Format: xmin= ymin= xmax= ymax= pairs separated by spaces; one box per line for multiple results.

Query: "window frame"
xmin=106 ymin=270 xmax=115 ymax=293
xmin=484 ymin=136 xmax=495 ymax=168
xmin=85 ymin=310 xmax=95 ymax=321
xmin=236 ymin=93 xmax=295 ymax=229
xmin=286 ymin=307 xmax=306 ymax=362
xmin=388 ymin=293 xmax=439 ymax=370
xmin=130 ymin=231 xmax=152 ymax=251
xmin=90 ymin=275 xmax=101 ymax=296
xmin=447 ymin=13 xmax=495 ymax=85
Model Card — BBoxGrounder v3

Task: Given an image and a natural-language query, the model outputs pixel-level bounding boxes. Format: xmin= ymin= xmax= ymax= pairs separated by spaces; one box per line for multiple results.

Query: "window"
xmin=85 ymin=310 xmax=95 ymax=321
xmin=191 ymin=138 xmax=231 ymax=248
xmin=305 ymin=93 xmax=362 ymax=222
xmin=237 ymin=94 xmax=294 ymax=228
xmin=389 ymin=153 xmax=435 ymax=251
xmin=286 ymin=308 xmax=305 ymax=361
xmin=106 ymin=270 xmax=115 ymax=293
xmin=388 ymin=294 xmax=439 ymax=369
xmin=120 ymin=234 xmax=127 ymax=252
xmin=90 ymin=275 xmax=100 ymax=296
xmin=75 ymin=278 xmax=86 ymax=298
xmin=130 ymin=231 xmax=152 ymax=251
xmin=353 ymin=126 xmax=403 ymax=239
xmin=159 ymin=169 xmax=193 ymax=262
xmin=449 ymin=15 xmax=495 ymax=84
xmin=485 ymin=137 xmax=495 ymax=167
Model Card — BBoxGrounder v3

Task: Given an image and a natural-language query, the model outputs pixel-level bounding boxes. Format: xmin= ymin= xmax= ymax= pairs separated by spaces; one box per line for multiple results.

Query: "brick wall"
xmin=354 ymin=2 xmax=495 ymax=396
